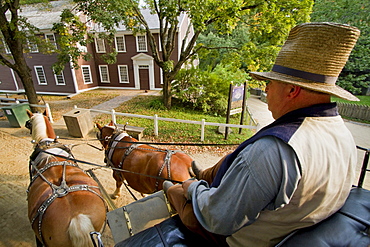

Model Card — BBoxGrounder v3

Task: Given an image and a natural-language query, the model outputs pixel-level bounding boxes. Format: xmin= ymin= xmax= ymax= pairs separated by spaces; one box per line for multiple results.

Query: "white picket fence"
xmin=337 ymin=102 xmax=370 ymax=122
xmin=80 ymin=106 xmax=258 ymax=141
xmin=0 ymin=101 xmax=257 ymax=141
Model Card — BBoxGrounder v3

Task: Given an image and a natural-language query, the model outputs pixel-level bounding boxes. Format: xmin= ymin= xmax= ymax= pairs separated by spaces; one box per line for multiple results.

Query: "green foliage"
xmin=52 ymin=9 xmax=91 ymax=73
xmin=311 ymin=0 xmax=370 ymax=95
xmin=197 ymin=0 xmax=313 ymax=89
xmin=173 ymin=64 xmax=248 ymax=116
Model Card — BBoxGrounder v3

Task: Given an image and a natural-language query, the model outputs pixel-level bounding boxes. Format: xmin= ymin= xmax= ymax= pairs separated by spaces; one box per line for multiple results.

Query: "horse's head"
xmin=96 ymin=121 xmax=117 ymax=149
xmin=26 ymin=109 xmax=56 ymax=144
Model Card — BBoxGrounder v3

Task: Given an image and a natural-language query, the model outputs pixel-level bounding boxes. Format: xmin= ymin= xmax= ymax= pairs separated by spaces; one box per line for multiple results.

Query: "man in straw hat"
xmin=164 ymin=22 xmax=361 ymax=246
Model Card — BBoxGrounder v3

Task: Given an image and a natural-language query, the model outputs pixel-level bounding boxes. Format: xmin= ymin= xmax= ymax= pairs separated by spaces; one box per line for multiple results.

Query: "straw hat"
xmin=250 ymin=22 xmax=361 ymax=101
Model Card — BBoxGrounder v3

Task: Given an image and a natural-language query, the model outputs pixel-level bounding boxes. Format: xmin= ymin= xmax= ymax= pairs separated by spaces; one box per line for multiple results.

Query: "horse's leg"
xmin=111 ymin=171 xmax=123 ymax=199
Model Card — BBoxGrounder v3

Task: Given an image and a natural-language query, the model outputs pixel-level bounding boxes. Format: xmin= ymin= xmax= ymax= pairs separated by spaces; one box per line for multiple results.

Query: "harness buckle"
xmin=54 ymin=185 xmax=69 ymax=197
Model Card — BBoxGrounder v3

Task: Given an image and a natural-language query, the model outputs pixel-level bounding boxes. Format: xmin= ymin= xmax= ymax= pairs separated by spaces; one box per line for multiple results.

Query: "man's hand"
xmin=182 ymin=178 xmax=198 ymax=199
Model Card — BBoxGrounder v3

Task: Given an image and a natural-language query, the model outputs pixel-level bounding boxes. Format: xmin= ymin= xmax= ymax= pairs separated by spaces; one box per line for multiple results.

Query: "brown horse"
xmin=26 ymin=110 xmax=106 ymax=247
xmin=96 ymin=121 xmax=193 ymax=198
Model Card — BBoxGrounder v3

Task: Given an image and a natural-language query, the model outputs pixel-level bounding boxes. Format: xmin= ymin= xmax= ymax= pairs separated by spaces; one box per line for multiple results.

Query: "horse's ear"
xmin=26 ymin=109 xmax=33 ymax=118
xmin=96 ymin=123 xmax=102 ymax=130
xmin=43 ymin=110 xmax=48 ymax=117
xmin=109 ymin=120 xmax=114 ymax=126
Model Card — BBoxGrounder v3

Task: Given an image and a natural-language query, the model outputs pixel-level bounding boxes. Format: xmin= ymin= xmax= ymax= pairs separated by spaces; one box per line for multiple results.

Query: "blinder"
xmin=25 ymin=119 xmax=32 ymax=133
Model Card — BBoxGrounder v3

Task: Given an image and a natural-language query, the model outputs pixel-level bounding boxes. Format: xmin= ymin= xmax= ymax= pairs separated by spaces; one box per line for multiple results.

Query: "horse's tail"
xmin=68 ymin=214 xmax=95 ymax=247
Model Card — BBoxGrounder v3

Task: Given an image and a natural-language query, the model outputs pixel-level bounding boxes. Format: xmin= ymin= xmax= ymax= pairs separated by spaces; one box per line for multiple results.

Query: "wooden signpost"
xmin=225 ymin=82 xmax=247 ymax=140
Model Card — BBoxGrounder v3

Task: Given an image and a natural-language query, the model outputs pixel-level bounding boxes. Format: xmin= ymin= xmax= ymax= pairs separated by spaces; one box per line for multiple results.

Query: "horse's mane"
xmin=31 ymin=113 xmax=49 ymax=143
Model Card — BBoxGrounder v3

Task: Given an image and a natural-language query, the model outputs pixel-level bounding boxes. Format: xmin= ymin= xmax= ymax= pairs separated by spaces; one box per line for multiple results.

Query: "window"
xmin=136 ymin=35 xmax=147 ymax=52
xmin=45 ymin=33 xmax=57 ymax=50
xmin=139 ymin=65 xmax=149 ymax=69
xmin=95 ymin=38 xmax=106 ymax=53
xmin=34 ymin=66 xmax=47 ymax=85
xmin=54 ymin=70 xmax=65 ymax=85
xmin=118 ymin=65 xmax=129 ymax=83
xmin=81 ymin=65 xmax=93 ymax=84
xmin=115 ymin=35 xmax=126 ymax=52
xmin=99 ymin=65 xmax=110 ymax=83
xmin=28 ymin=40 xmax=39 ymax=53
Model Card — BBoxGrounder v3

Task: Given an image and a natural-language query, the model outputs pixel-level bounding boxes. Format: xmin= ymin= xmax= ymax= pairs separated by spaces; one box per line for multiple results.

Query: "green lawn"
xmin=94 ymin=95 xmax=256 ymax=148
xmin=332 ymin=95 xmax=370 ymax=106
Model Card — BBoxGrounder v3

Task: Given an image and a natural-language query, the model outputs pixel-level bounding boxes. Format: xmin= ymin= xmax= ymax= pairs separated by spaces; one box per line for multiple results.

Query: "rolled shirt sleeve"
xmin=187 ymin=136 xmax=301 ymax=236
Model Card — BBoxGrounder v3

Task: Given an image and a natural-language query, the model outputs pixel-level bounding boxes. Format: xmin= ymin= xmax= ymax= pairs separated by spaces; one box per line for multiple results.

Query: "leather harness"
xmin=28 ymin=139 xmax=106 ymax=245
xmin=104 ymin=131 xmax=182 ymax=192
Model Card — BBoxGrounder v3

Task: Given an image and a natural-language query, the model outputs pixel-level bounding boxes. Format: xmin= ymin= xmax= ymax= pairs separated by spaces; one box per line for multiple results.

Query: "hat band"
xmin=272 ymin=65 xmax=337 ymax=84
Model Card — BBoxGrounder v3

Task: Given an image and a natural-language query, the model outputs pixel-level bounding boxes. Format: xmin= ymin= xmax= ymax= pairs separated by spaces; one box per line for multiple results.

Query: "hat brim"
xmin=250 ymin=71 xmax=359 ymax=101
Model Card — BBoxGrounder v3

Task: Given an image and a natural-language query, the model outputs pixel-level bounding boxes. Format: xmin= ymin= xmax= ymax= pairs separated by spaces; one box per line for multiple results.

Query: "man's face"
xmin=265 ymin=80 xmax=290 ymax=119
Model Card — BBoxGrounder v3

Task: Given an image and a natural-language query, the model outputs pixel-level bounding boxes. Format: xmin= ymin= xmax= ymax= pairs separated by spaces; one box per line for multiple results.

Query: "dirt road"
xmin=0 ymin=120 xmax=223 ymax=247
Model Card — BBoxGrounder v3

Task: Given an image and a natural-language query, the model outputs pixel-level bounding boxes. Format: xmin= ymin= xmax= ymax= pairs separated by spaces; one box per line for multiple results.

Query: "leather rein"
xmin=28 ymin=139 xmax=107 ymax=245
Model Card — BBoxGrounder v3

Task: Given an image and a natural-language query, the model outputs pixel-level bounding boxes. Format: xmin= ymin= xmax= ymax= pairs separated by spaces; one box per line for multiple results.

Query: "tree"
xmin=0 ymin=0 xmax=40 ymax=110
xmin=59 ymin=0 xmax=313 ymax=109
xmin=311 ymin=0 xmax=370 ymax=95
xmin=173 ymin=63 xmax=249 ymax=115
xmin=198 ymin=0 xmax=313 ymax=89
xmin=0 ymin=0 xmax=58 ymax=111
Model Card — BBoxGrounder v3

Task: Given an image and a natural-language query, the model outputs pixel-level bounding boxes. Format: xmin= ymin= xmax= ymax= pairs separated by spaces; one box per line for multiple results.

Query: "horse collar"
xmin=106 ymin=132 xmax=130 ymax=162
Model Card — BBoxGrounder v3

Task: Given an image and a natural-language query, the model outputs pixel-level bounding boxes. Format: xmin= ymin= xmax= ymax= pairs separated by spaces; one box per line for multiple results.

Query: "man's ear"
xmin=288 ymin=85 xmax=301 ymax=98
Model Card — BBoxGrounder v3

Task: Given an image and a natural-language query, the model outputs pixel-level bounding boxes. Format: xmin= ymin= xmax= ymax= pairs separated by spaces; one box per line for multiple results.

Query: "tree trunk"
xmin=13 ymin=53 xmax=41 ymax=112
xmin=162 ymin=72 xmax=173 ymax=109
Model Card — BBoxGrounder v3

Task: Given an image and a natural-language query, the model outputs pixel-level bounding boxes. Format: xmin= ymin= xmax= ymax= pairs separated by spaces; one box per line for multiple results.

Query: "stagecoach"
xmin=26 ymin=112 xmax=370 ymax=247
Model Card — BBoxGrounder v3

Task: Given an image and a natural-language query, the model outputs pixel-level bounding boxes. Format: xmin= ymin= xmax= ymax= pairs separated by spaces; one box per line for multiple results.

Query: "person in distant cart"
xmin=165 ymin=22 xmax=360 ymax=247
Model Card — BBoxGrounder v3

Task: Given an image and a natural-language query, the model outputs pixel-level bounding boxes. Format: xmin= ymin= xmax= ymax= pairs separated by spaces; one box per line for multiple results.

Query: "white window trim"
xmin=136 ymin=35 xmax=148 ymax=52
xmin=115 ymin=35 xmax=126 ymax=52
xmin=81 ymin=65 xmax=93 ymax=84
xmin=99 ymin=65 xmax=110 ymax=83
xmin=34 ymin=66 xmax=47 ymax=85
xmin=95 ymin=38 xmax=106 ymax=53
xmin=45 ymin=33 xmax=57 ymax=50
xmin=118 ymin=65 xmax=129 ymax=84
xmin=54 ymin=71 xmax=66 ymax=85
xmin=28 ymin=40 xmax=39 ymax=53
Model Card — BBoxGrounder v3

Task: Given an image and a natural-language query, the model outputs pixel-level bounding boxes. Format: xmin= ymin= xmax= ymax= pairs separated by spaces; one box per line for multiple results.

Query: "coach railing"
xmin=357 ymin=146 xmax=370 ymax=188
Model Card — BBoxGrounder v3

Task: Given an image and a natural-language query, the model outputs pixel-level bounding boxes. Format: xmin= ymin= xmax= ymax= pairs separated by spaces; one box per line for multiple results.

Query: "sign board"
xmin=230 ymin=86 xmax=244 ymax=115
xmin=225 ymin=83 xmax=247 ymax=139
